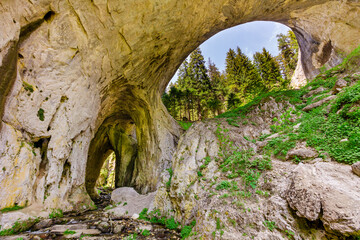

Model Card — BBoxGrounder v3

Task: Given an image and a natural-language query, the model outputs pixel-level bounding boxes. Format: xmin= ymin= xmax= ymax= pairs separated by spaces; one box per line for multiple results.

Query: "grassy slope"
xmin=217 ymin=45 xmax=360 ymax=165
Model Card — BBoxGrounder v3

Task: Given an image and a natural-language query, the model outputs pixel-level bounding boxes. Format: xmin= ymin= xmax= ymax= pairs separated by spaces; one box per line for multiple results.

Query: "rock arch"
xmin=0 ymin=0 xmax=360 ymax=210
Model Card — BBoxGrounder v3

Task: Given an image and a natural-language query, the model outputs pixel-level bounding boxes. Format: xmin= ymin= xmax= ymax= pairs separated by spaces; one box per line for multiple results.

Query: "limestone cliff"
xmin=0 ymin=0 xmax=360 ymax=213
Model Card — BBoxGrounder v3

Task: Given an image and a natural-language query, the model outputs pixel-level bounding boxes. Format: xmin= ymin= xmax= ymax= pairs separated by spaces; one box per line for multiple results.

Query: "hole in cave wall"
xmin=85 ymin=114 xmax=138 ymax=201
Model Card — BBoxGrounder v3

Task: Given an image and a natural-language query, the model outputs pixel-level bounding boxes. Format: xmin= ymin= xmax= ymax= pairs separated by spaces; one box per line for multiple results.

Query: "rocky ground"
xmin=0 ymin=189 xmax=180 ymax=240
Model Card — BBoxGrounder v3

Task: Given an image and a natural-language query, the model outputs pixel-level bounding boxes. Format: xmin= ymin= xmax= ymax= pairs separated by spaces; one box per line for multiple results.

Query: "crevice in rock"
xmin=43 ymin=10 xmax=55 ymax=23
xmin=32 ymin=137 xmax=50 ymax=202
xmin=0 ymin=41 xmax=18 ymax=132
xmin=66 ymin=0 xmax=88 ymax=37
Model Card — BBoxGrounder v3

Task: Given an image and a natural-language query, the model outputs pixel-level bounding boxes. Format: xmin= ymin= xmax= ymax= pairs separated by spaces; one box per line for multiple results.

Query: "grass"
xmin=0 ymin=205 xmax=24 ymax=213
xmin=49 ymin=208 xmax=63 ymax=219
xmin=263 ymin=220 xmax=277 ymax=231
xmin=22 ymin=81 xmax=34 ymax=93
xmin=166 ymin=168 xmax=173 ymax=190
xmin=139 ymin=208 xmax=196 ymax=239
xmin=63 ymin=229 xmax=76 ymax=235
xmin=216 ymin=44 xmax=360 ymax=166
xmin=141 ymin=229 xmax=150 ymax=236
xmin=178 ymin=121 xmax=193 ymax=130
xmin=0 ymin=218 xmax=39 ymax=236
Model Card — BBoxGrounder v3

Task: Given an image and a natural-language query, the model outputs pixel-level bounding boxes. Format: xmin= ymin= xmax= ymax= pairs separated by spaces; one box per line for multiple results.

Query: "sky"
xmin=170 ymin=21 xmax=290 ymax=84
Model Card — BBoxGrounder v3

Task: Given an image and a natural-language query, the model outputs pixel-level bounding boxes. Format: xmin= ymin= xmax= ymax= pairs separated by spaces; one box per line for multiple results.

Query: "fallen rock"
xmin=285 ymin=162 xmax=360 ymax=236
xmin=287 ymin=148 xmax=318 ymax=160
xmin=332 ymin=79 xmax=348 ymax=94
xmin=33 ymin=219 xmax=53 ymax=231
xmin=51 ymin=223 xmax=88 ymax=233
xmin=352 ymin=162 xmax=360 ymax=177
xmin=304 ymin=87 xmax=326 ymax=98
xmin=97 ymin=221 xmax=111 ymax=233
xmin=108 ymin=187 xmax=156 ymax=217
xmin=113 ymin=223 xmax=124 ymax=234
xmin=302 ymin=95 xmax=336 ymax=112
xmin=137 ymin=224 xmax=153 ymax=232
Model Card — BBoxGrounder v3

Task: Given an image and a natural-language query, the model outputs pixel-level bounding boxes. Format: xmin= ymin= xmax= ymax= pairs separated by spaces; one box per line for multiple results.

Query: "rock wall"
xmin=1 ymin=0 xmax=360 ymax=211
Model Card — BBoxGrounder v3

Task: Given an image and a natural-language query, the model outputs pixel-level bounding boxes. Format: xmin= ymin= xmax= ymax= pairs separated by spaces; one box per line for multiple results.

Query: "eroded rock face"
xmin=1 ymin=0 xmax=360 ymax=212
xmin=285 ymin=162 xmax=360 ymax=235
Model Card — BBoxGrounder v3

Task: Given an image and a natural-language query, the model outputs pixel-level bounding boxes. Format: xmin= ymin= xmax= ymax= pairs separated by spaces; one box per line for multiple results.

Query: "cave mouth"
xmin=85 ymin=114 xmax=138 ymax=201
xmin=95 ymin=150 xmax=116 ymax=191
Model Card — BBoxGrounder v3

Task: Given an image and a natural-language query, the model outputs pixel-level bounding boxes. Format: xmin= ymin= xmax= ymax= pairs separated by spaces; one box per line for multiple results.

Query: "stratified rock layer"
xmin=0 ymin=0 xmax=360 ymax=213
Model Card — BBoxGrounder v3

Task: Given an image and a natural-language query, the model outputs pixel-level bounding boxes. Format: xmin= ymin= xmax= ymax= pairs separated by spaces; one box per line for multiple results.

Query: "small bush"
xmin=49 ymin=209 xmax=63 ymax=219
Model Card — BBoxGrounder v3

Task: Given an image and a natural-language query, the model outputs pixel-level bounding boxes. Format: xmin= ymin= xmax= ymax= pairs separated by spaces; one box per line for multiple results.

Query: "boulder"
xmin=285 ymin=162 xmax=360 ymax=236
xmin=332 ymin=79 xmax=348 ymax=94
xmin=107 ymin=187 xmax=156 ymax=217
xmin=302 ymin=95 xmax=337 ymax=112
xmin=352 ymin=162 xmax=360 ymax=177
xmin=286 ymin=148 xmax=318 ymax=160
xmin=303 ymin=87 xmax=326 ymax=98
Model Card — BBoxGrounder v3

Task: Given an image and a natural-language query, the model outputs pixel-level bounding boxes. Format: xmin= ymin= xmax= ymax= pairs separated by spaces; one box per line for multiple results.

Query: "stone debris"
xmin=304 ymin=87 xmax=326 ymax=98
xmin=286 ymin=148 xmax=318 ymax=160
xmin=302 ymin=95 xmax=337 ymax=112
xmin=352 ymin=162 xmax=360 ymax=177
xmin=332 ymin=78 xmax=348 ymax=94
xmin=108 ymin=187 xmax=156 ymax=218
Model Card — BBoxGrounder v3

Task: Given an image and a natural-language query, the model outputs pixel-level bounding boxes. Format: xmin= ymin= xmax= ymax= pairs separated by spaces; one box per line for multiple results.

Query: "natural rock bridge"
xmin=1 ymin=0 xmax=360 ymax=212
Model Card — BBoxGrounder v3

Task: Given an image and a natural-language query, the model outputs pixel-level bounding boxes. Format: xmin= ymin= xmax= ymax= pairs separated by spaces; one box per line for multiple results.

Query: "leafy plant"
xmin=64 ymin=229 xmax=76 ymax=235
xmin=263 ymin=220 xmax=276 ymax=231
xmin=141 ymin=229 xmax=150 ymax=236
xmin=49 ymin=208 xmax=63 ymax=219
xmin=37 ymin=108 xmax=45 ymax=121
xmin=166 ymin=168 xmax=173 ymax=189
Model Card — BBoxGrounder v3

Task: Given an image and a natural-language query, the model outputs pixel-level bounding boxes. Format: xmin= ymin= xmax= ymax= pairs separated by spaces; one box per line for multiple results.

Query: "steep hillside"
xmin=154 ymin=46 xmax=360 ymax=239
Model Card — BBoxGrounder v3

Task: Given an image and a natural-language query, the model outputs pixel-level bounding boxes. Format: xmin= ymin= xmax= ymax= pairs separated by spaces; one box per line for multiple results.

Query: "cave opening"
xmin=163 ymin=21 xmax=301 ymax=123
xmin=85 ymin=114 xmax=138 ymax=202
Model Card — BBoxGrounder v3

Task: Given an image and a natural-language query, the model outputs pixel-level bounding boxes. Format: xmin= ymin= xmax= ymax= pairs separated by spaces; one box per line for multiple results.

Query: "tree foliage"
xmin=163 ymin=32 xmax=299 ymax=121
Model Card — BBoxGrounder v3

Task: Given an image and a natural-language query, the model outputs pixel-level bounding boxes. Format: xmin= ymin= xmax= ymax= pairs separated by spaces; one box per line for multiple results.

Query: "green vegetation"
xmin=263 ymin=220 xmax=277 ymax=231
xmin=214 ymin=44 xmax=360 ymax=165
xmin=166 ymin=168 xmax=173 ymax=189
xmin=22 ymin=81 xmax=34 ymax=93
xmin=178 ymin=121 xmax=193 ymax=130
xmin=0 ymin=218 xmax=39 ymax=236
xmin=139 ymin=208 xmax=196 ymax=239
xmin=141 ymin=229 xmax=150 ymax=236
xmin=63 ymin=229 xmax=76 ymax=235
xmin=162 ymin=32 xmax=298 ymax=122
xmin=37 ymin=108 xmax=45 ymax=121
xmin=125 ymin=233 xmax=138 ymax=240
xmin=0 ymin=204 xmax=24 ymax=213
xmin=49 ymin=208 xmax=63 ymax=219
xmin=215 ymin=181 xmax=231 ymax=190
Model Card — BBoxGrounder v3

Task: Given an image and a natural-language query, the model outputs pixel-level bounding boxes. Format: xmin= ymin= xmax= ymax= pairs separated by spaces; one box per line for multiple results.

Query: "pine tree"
xmin=277 ymin=30 xmax=299 ymax=80
xmin=254 ymin=48 xmax=284 ymax=91
xmin=187 ymin=48 xmax=212 ymax=120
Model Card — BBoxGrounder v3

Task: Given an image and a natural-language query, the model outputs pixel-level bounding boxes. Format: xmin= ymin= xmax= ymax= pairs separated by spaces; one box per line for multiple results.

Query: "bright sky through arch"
xmin=170 ymin=21 xmax=290 ymax=84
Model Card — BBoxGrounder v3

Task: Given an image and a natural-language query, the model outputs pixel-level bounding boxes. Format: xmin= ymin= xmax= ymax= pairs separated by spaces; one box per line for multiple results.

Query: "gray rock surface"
xmin=287 ymin=148 xmax=318 ymax=160
xmin=352 ymin=162 xmax=360 ymax=177
xmin=0 ymin=0 xmax=360 ymax=213
xmin=108 ymin=187 xmax=156 ymax=217
xmin=285 ymin=162 xmax=360 ymax=235
xmin=302 ymin=95 xmax=336 ymax=112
